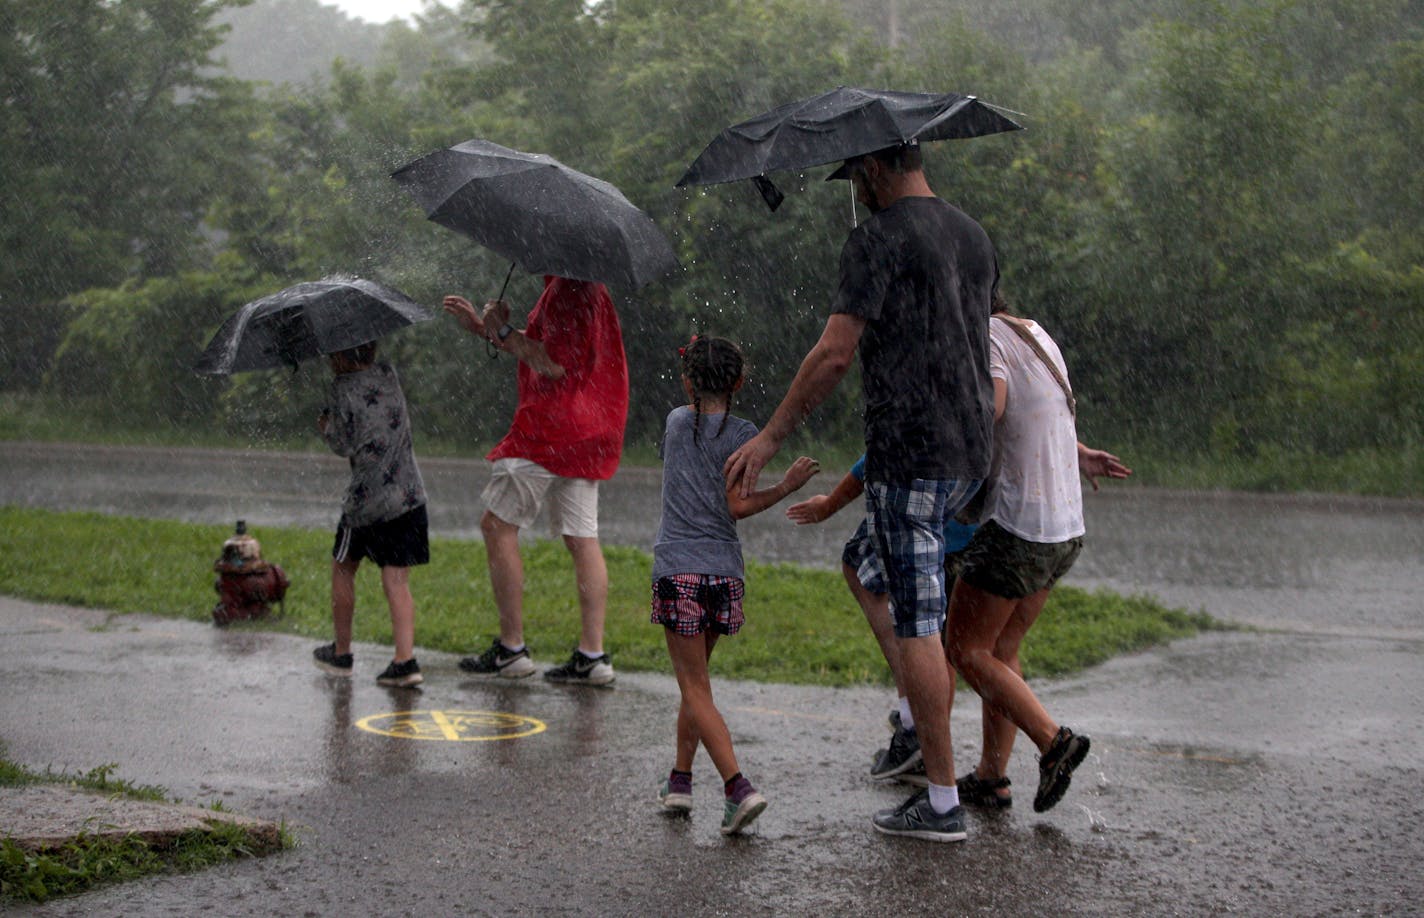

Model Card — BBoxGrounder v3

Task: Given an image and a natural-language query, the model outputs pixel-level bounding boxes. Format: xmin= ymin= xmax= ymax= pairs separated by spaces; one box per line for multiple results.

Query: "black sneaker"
xmin=957 ymin=771 xmax=1012 ymax=808
xmin=313 ymin=643 xmax=353 ymax=676
xmin=897 ymin=760 xmax=928 ymax=788
xmin=1034 ymin=726 xmax=1090 ymax=813
xmin=543 ymin=649 xmax=615 ymax=685
xmin=376 ymin=658 xmax=423 ymax=688
xmin=872 ymin=790 xmax=967 ymax=843
xmin=459 ymin=638 xmax=535 ymax=679
xmin=870 ymin=724 xmax=922 ymax=779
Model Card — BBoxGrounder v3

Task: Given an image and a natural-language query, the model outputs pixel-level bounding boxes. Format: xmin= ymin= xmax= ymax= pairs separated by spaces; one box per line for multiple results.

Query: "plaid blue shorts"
xmin=841 ymin=519 xmax=887 ymax=595
xmin=651 ymin=574 xmax=746 ymax=637
xmin=865 ymin=478 xmax=980 ymax=639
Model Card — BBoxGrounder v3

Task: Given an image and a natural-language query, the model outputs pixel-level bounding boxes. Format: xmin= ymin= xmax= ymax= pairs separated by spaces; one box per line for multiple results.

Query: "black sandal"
xmin=956 ymin=772 xmax=1013 ymax=808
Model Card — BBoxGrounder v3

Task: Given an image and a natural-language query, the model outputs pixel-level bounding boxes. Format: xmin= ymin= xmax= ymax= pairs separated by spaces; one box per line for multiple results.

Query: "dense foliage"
xmin=3 ymin=0 xmax=1422 ymax=491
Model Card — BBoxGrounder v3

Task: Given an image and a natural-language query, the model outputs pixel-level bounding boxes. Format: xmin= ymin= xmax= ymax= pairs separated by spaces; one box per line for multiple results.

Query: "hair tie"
xmin=677 ymin=334 xmax=700 ymax=359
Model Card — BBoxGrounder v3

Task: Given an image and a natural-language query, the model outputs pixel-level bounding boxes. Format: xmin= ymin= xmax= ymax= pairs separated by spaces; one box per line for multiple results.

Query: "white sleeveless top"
xmin=984 ymin=317 xmax=1085 ymax=543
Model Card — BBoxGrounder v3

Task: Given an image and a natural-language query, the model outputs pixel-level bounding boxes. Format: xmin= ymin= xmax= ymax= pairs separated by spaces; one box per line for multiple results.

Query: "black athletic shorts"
xmin=333 ymin=505 xmax=430 ymax=568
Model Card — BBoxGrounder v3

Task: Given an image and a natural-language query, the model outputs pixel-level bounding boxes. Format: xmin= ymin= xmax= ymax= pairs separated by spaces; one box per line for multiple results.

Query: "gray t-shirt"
xmin=320 ymin=362 xmax=427 ymax=527
xmin=652 ymin=406 xmax=758 ymax=581
xmin=830 ymin=196 xmax=996 ymax=483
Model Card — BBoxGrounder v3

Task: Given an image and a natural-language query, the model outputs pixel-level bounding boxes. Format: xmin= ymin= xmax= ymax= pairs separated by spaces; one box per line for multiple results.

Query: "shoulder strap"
xmin=991 ymin=315 xmax=1076 ymax=417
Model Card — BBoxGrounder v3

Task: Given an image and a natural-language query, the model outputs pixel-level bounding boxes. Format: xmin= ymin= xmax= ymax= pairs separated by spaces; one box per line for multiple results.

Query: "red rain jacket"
xmin=487 ymin=276 xmax=628 ymax=480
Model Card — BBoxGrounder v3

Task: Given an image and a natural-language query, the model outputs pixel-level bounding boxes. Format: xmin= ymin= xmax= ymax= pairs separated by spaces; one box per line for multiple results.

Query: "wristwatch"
xmin=496 ymin=323 xmax=514 ymax=342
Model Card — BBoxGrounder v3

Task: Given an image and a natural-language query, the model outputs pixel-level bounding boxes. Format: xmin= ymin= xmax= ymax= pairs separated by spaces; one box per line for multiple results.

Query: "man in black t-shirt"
xmin=724 ymin=142 xmax=996 ymax=842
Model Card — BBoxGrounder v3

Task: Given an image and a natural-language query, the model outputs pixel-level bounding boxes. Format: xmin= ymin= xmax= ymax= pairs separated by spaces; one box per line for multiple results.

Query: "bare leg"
xmin=380 ymin=565 xmax=416 ymax=662
xmin=330 ymin=558 xmax=360 ymax=655
xmin=671 ymin=630 xmax=717 ymax=771
xmin=844 ymin=563 xmax=903 ymax=696
xmin=481 ymin=510 xmax=524 ymax=648
xmin=665 ymin=629 xmax=738 ymax=780
xmin=899 ymin=634 xmax=955 ymax=786
xmin=947 ymin=581 xmax=1058 ymax=752
xmin=563 ymin=535 xmax=607 ymax=654
xmin=978 ymin=591 xmax=1046 ymax=782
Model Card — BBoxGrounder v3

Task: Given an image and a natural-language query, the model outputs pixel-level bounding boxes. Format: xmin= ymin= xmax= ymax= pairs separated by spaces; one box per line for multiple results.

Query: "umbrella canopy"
xmin=676 ymin=86 xmax=1023 ymax=208
xmin=193 ymin=276 xmax=434 ymax=375
xmin=391 ymin=139 xmax=678 ymax=290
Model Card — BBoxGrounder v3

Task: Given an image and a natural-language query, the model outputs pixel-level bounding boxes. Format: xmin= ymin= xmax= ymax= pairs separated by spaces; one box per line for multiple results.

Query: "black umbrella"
xmin=391 ymin=139 xmax=678 ymax=291
xmin=676 ymin=86 xmax=1023 ymax=209
xmin=193 ymin=276 xmax=435 ymax=375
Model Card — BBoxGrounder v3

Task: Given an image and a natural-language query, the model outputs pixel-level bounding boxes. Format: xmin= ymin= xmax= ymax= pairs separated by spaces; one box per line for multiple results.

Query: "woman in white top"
xmin=945 ymin=294 xmax=1130 ymax=814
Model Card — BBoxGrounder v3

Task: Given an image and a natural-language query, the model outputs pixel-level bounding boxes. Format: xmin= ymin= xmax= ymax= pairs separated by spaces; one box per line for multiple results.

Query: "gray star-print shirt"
xmin=321 ymin=362 xmax=427 ymax=527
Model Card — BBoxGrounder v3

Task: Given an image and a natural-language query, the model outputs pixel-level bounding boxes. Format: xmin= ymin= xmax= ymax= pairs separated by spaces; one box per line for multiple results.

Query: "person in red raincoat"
xmin=443 ymin=275 xmax=628 ymax=685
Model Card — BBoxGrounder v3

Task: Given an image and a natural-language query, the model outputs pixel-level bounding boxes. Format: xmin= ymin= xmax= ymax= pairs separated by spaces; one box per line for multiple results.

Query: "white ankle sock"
xmin=927 ymin=782 xmax=960 ymax=814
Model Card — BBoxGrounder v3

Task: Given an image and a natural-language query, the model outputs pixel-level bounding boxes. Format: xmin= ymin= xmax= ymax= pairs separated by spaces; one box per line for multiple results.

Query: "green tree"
xmin=0 ymin=0 xmax=258 ymax=385
xmin=46 ymin=271 xmax=269 ymax=424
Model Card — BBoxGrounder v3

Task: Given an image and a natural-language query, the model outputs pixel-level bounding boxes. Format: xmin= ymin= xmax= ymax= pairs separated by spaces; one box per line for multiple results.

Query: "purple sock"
xmin=667 ymin=770 xmax=692 ymax=794
xmin=724 ymin=773 xmax=755 ymax=804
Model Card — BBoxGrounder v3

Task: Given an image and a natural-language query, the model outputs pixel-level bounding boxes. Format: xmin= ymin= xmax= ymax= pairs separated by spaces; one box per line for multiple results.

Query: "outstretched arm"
xmin=442 ymin=295 xmax=565 ymax=379
xmin=727 ymin=457 xmax=821 ymax=521
xmin=1078 ymin=443 xmax=1132 ymax=491
xmin=496 ymin=328 xmax=565 ymax=380
xmin=786 ymin=470 xmax=865 ymax=525
xmin=723 ymin=314 xmax=864 ymax=497
xmin=442 ymin=294 xmax=488 ymax=339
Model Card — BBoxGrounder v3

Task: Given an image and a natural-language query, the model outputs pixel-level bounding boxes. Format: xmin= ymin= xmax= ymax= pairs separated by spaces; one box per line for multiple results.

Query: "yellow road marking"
xmin=355 ymin=709 xmax=547 ymax=742
xmin=428 ymin=710 xmax=463 ymax=741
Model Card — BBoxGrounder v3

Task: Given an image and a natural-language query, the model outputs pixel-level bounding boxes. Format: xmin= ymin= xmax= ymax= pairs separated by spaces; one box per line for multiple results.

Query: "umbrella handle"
xmin=483 ymin=261 xmax=518 ymax=361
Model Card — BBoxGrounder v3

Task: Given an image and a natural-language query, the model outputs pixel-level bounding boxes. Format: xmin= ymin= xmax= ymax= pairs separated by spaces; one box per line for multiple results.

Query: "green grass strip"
xmin=0 ymin=751 xmax=291 ymax=904
xmin=0 ymin=506 xmax=1220 ymax=685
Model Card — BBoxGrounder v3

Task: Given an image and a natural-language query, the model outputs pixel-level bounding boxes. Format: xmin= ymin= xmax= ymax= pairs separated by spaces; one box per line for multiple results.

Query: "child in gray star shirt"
xmin=313 ymin=340 xmax=428 ymax=688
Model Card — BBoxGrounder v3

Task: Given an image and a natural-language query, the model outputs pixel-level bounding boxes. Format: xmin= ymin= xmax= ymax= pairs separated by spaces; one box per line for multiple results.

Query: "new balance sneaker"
xmin=870 ymin=724 xmax=922 ymax=779
xmin=658 ymin=773 xmax=693 ymax=814
xmin=312 ymin=643 xmax=353 ymax=676
xmin=721 ymin=790 xmax=767 ymax=835
xmin=1034 ymin=726 xmax=1090 ymax=813
xmin=376 ymin=657 xmax=423 ymax=688
xmin=543 ymin=649 xmax=615 ymax=686
xmin=459 ymin=638 xmax=535 ymax=679
xmin=872 ymin=790 xmax=967 ymax=843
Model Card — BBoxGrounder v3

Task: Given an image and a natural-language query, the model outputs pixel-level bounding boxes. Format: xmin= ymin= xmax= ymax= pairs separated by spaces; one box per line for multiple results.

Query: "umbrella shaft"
xmin=497 ymin=261 xmax=516 ymax=302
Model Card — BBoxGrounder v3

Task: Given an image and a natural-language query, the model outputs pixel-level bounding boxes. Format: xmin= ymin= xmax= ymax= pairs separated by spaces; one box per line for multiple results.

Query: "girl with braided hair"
xmin=652 ymin=335 xmax=820 ymax=835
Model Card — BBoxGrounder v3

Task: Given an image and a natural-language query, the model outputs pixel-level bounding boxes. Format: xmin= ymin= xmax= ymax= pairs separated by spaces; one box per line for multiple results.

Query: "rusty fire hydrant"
xmin=212 ymin=520 xmax=289 ymax=626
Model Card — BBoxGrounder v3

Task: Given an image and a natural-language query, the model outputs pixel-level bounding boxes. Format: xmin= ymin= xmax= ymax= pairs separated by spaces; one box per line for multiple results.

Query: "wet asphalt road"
xmin=3 ymin=599 xmax=1421 ymax=916
xmin=2 ymin=442 xmax=1423 ymax=914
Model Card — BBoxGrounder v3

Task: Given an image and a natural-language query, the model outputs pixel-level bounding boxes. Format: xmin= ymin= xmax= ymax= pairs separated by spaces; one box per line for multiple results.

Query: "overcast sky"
xmin=325 ymin=0 xmax=447 ymax=23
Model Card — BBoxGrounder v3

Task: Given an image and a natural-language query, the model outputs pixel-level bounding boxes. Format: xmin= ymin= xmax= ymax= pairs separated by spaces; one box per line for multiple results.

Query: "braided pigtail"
xmin=679 ymin=336 xmax=745 ymax=443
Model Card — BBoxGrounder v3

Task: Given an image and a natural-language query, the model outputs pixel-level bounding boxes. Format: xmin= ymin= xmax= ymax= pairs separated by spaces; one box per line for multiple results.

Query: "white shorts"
xmin=481 ymin=458 xmax=600 ymax=538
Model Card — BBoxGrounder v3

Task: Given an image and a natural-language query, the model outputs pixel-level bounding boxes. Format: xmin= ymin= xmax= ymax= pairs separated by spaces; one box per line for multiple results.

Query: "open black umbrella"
xmin=676 ymin=86 xmax=1023 ymax=209
xmin=193 ymin=276 xmax=434 ymax=375
xmin=391 ymin=139 xmax=678 ymax=291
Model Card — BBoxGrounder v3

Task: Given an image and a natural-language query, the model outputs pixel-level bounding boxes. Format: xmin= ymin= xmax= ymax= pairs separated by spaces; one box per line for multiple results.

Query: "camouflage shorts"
xmin=959 ymin=520 xmax=1083 ymax=600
